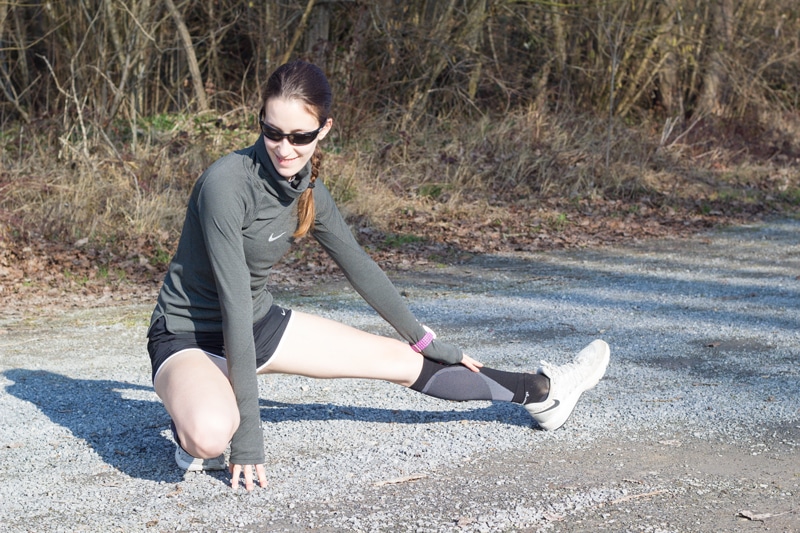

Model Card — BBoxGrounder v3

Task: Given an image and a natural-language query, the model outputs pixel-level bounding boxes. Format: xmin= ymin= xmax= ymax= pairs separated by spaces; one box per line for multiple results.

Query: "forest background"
xmin=0 ymin=0 xmax=798 ymax=308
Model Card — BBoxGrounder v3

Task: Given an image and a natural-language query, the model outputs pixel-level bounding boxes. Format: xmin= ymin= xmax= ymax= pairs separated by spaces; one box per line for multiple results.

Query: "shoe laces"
xmin=539 ymin=359 xmax=584 ymax=385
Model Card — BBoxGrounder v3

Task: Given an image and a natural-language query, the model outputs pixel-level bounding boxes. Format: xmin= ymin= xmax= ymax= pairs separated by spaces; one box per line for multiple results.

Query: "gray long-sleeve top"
xmin=149 ymin=137 xmax=461 ymax=465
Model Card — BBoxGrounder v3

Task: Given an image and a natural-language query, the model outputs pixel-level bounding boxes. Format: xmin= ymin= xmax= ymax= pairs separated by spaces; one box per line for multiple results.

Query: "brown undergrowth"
xmin=1 ymin=110 xmax=798 ymax=316
xmin=0 ymin=197 xmax=788 ymax=317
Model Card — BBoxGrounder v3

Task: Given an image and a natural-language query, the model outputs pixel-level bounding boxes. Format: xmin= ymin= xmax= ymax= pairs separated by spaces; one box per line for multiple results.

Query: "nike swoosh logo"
xmin=535 ymin=399 xmax=560 ymax=414
xmin=268 ymin=232 xmax=286 ymax=242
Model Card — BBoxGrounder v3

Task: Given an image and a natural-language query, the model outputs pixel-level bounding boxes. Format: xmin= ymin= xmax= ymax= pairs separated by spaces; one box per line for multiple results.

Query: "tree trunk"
xmin=306 ymin=2 xmax=330 ymax=68
xmin=551 ymin=6 xmax=567 ymax=77
xmin=657 ymin=0 xmax=682 ymax=116
xmin=464 ymin=0 xmax=487 ymax=101
xmin=696 ymin=0 xmax=734 ymax=116
xmin=164 ymin=0 xmax=209 ymax=112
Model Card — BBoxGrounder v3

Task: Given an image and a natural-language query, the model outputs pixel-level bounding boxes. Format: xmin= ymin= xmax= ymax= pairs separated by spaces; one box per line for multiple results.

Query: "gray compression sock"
xmin=410 ymin=358 xmax=549 ymax=404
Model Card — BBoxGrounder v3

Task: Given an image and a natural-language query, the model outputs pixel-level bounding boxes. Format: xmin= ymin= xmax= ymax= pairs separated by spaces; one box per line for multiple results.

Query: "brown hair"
xmin=261 ymin=60 xmax=332 ymax=239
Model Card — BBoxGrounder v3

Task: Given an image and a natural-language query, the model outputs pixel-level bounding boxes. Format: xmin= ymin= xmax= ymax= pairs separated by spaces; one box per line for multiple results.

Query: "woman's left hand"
xmin=460 ymin=354 xmax=483 ymax=372
xmin=230 ymin=462 xmax=268 ymax=491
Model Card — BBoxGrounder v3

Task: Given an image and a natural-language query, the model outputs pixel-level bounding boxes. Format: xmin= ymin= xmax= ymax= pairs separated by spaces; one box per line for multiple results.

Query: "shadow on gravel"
xmin=393 ymin=225 xmax=800 ymax=336
xmin=258 ymin=398 xmax=533 ymax=427
xmin=2 ymin=369 xmax=534 ymax=482
xmin=3 ymin=368 xmax=184 ymax=483
xmin=408 ymin=261 xmax=798 ymax=324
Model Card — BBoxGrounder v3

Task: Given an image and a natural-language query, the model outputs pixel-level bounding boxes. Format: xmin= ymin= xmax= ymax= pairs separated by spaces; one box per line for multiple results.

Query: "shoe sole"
xmin=171 ymin=422 xmax=226 ymax=471
xmin=175 ymin=446 xmax=226 ymax=471
xmin=533 ymin=339 xmax=610 ymax=431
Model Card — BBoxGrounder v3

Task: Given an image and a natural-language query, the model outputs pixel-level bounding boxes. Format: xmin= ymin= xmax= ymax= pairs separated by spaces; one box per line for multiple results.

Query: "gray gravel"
xmin=1 ymin=218 xmax=798 ymax=532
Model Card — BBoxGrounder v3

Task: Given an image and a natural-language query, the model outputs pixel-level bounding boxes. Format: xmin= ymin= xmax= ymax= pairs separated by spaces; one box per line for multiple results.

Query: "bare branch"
xmin=163 ymin=0 xmax=209 ymax=111
xmin=281 ymin=0 xmax=317 ymax=65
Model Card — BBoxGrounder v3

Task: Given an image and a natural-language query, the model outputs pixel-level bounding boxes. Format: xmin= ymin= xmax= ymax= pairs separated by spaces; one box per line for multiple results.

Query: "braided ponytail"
xmin=293 ymin=146 xmax=322 ymax=238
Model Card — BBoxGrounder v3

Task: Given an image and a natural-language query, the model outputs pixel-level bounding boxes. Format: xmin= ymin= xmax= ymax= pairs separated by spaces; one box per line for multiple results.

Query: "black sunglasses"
xmin=260 ymin=120 xmax=325 ymax=146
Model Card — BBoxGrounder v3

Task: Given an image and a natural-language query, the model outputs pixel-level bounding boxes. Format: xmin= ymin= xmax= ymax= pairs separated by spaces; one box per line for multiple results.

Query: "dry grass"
xmin=1 ymin=107 xmax=798 ymax=254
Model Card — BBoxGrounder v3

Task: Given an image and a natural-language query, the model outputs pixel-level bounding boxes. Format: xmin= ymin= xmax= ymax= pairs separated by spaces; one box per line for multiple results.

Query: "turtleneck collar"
xmin=253 ymin=134 xmax=312 ymax=201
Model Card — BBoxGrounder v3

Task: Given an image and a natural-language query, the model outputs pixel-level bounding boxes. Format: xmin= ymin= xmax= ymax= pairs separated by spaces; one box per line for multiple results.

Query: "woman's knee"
xmin=154 ymin=350 xmax=239 ymax=457
xmin=176 ymin=410 xmax=239 ymax=458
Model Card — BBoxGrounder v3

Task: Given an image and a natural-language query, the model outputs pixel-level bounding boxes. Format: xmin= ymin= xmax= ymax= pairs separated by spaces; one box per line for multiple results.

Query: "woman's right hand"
xmin=230 ymin=462 xmax=268 ymax=491
xmin=460 ymin=353 xmax=484 ymax=372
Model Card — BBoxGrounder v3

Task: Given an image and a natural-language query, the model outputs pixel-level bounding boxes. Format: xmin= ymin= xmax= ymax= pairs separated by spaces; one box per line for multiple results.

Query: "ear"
xmin=317 ymin=117 xmax=334 ymax=141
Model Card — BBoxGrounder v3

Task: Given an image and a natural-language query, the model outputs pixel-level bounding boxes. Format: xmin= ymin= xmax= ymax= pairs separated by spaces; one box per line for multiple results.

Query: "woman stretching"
xmin=146 ymin=60 xmax=610 ymax=491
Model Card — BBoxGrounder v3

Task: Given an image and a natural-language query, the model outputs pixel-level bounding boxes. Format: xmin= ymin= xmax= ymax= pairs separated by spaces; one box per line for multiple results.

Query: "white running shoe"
xmin=174 ymin=445 xmax=226 ymax=472
xmin=170 ymin=421 xmax=226 ymax=472
xmin=525 ymin=339 xmax=610 ymax=430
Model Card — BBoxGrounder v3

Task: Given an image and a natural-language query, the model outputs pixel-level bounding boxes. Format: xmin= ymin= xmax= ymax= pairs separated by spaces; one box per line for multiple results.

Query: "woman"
xmin=147 ymin=60 xmax=610 ymax=491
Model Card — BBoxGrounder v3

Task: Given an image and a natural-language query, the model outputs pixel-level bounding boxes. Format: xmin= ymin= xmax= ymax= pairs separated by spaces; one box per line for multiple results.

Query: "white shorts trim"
xmin=153 ymin=347 xmax=227 ymax=383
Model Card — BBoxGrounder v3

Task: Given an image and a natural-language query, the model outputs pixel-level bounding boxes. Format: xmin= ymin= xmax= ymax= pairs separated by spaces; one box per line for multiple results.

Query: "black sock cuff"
xmin=410 ymin=358 xmax=448 ymax=392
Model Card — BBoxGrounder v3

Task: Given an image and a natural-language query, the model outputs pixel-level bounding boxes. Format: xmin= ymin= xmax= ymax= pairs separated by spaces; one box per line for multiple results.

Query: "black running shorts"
xmin=147 ymin=305 xmax=292 ymax=382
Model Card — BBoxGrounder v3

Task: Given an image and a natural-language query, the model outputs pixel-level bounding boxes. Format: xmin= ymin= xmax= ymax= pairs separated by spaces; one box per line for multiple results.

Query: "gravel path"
xmin=1 ymin=218 xmax=798 ymax=532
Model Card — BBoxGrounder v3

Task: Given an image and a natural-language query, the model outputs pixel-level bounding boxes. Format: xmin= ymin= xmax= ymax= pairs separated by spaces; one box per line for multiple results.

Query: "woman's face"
xmin=262 ymin=97 xmax=332 ymax=179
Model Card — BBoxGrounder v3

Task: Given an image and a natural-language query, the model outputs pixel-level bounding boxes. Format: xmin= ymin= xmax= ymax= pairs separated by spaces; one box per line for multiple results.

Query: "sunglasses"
xmin=260 ymin=120 xmax=326 ymax=146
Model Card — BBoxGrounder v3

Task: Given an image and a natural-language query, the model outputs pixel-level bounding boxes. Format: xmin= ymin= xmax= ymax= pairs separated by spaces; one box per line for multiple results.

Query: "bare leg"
xmin=154 ymin=349 xmax=239 ymax=459
xmin=260 ymin=311 xmax=547 ymax=405
xmin=152 ymin=312 xmax=423 ymax=460
xmin=260 ymin=310 xmax=424 ymax=386
xmin=153 ymin=309 xmax=562 ymax=461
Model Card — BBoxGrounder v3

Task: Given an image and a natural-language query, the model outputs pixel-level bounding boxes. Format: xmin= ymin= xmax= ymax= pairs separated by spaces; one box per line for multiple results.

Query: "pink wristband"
xmin=410 ymin=327 xmax=436 ymax=353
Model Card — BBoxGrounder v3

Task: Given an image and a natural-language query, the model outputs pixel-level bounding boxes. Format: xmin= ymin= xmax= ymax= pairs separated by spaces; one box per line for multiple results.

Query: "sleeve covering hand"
xmin=419 ymin=337 xmax=463 ymax=365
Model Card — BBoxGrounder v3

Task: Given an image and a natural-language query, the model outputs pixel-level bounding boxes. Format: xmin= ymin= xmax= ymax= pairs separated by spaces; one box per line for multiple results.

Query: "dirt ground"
xmin=1 ymin=218 xmax=798 ymax=533
xmin=271 ymin=429 xmax=799 ymax=533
